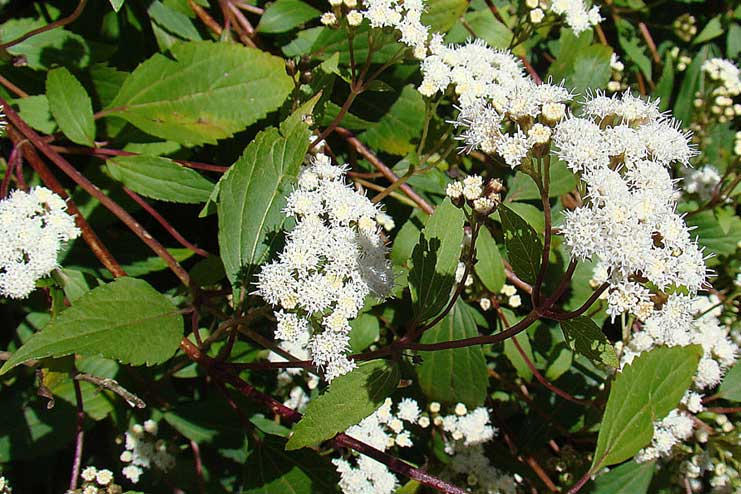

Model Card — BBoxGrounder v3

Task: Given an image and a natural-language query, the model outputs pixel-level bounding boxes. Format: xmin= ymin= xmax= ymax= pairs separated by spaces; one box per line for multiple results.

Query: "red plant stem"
xmin=1 ymin=141 xmax=24 ymax=197
xmin=705 ymin=407 xmax=741 ymax=414
xmin=122 ymin=187 xmax=209 ymax=257
xmin=0 ymin=0 xmax=88 ymax=50
xmin=520 ymin=57 xmax=542 ymax=84
xmin=638 ymin=22 xmax=660 ymax=63
xmin=69 ymin=379 xmax=85 ymax=491
xmin=50 ymin=145 xmax=229 ymax=173
xmin=180 ymin=339 xmax=467 ymax=494
xmin=525 ymin=456 xmax=558 ymax=492
xmin=189 ymin=0 xmax=223 ymax=36
xmin=494 ymin=300 xmax=591 ymax=406
xmin=541 ymin=283 xmax=609 ymax=321
xmin=7 ymin=128 xmax=127 ymax=278
xmin=335 ymin=127 xmax=434 ymax=214
xmin=2 ymin=99 xmax=192 ymax=287
xmin=0 ymin=73 xmax=29 ymax=98
xmin=568 ymin=469 xmax=593 ymax=494
xmin=190 ymin=440 xmax=206 ymax=494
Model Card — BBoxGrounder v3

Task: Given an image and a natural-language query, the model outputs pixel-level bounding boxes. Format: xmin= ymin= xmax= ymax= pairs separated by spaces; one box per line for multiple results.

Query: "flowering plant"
xmin=0 ymin=1 xmax=738 ymax=493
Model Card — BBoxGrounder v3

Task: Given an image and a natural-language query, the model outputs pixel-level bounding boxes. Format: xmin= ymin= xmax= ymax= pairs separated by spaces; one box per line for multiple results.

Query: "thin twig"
xmin=74 ymin=373 xmax=146 ymax=409
xmin=0 ymin=73 xmax=29 ymax=98
xmin=0 ymin=0 xmax=88 ymax=50
xmin=335 ymin=127 xmax=434 ymax=214
xmin=638 ymin=22 xmax=660 ymax=63
xmin=122 ymin=187 xmax=210 ymax=257
xmin=7 ymin=128 xmax=127 ymax=278
xmin=189 ymin=0 xmax=223 ymax=36
xmin=69 ymin=379 xmax=85 ymax=491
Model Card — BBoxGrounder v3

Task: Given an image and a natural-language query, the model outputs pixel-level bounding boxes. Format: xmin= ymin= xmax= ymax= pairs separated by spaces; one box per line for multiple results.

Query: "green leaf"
xmin=560 ymin=317 xmax=619 ymax=369
xmin=0 ymin=18 xmax=91 ymax=70
xmin=244 ymin=436 xmax=337 ymax=493
xmin=107 ymin=41 xmax=293 ymax=146
xmin=506 ymin=160 xmax=576 ymax=201
xmin=617 ymin=19 xmax=651 ymax=82
xmin=16 ymin=95 xmax=56 ymax=135
xmin=568 ymin=45 xmax=613 ymax=93
xmin=475 ymin=227 xmax=505 ymax=293
xmin=503 ymin=328 xmax=535 ymax=382
xmin=164 ymin=398 xmax=248 ymax=445
xmin=217 ymin=95 xmax=319 ymax=284
xmin=390 ymin=212 xmax=425 ymax=267
xmin=717 ymin=364 xmax=741 ymax=402
xmin=673 ymin=45 xmax=712 ymax=124
xmin=257 ymin=0 xmax=321 ymax=33
xmin=46 ymin=68 xmax=96 ymax=147
xmin=106 ymin=155 xmax=214 ymax=204
xmin=349 ymin=312 xmax=380 ymax=353
xmin=654 ymin=53 xmax=675 ymax=111
xmin=728 ymin=23 xmax=741 ymax=58
xmin=148 ymin=0 xmax=202 ymax=41
xmin=0 ymin=278 xmax=184 ymax=374
xmin=692 ymin=15 xmax=724 ymax=45
xmin=417 ymin=301 xmax=488 ymax=406
xmin=409 ymin=198 xmax=465 ymax=322
xmin=548 ymin=30 xmax=594 ymax=82
xmin=421 ymin=0 xmax=468 ymax=33
xmin=361 ymin=85 xmax=426 ymax=156
xmin=592 ymin=345 xmax=702 ymax=470
xmin=498 ymin=204 xmax=542 ymax=285
xmin=685 ymin=209 xmax=741 ymax=256
xmin=109 ymin=0 xmax=126 ymax=11
xmin=446 ymin=9 xmax=513 ymax=49
xmin=285 ymin=359 xmax=400 ymax=450
xmin=591 ymin=460 xmax=656 ymax=494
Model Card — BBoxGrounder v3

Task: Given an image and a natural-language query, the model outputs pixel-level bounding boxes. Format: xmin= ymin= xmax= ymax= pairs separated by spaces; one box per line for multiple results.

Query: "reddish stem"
xmin=50 ymin=145 xmax=229 ymax=173
xmin=122 ymin=187 xmax=209 ymax=257
xmin=2 ymin=99 xmax=191 ymax=287
xmin=7 ymin=128 xmax=127 ymax=278
xmin=0 ymin=0 xmax=88 ymax=50
xmin=69 ymin=379 xmax=85 ymax=491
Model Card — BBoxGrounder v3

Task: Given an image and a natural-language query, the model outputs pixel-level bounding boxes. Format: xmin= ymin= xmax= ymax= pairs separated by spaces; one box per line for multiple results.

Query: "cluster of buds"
xmin=670 ymin=47 xmax=693 ymax=72
xmin=680 ymin=412 xmax=740 ymax=492
xmin=69 ymin=467 xmax=121 ymax=494
xmin=606 ymin=53 xmax=627 ymax=93
xmin=524 ymin=0 xmax=545 ymax=24
xmin=446 ymin=175 xmax=505 ymax=218
xmin=322 ymin=0 xmax=363 ymax=27
xmin=673 ymin=14 xmax=697 ymax=42
xmin=735 ymin=131 xmax=741 ymax=156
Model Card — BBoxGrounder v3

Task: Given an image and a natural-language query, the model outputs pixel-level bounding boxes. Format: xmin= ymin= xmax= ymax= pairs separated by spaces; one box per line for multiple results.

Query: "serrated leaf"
xmin=475 ymin=227 xmax=505 ymax=293
xmin=409 ymin=198 xmax=465 ymax=322
xmin=245 ymin=436 xmax=337 ymax=493
xmin=106 ymin=155 xmax=214 ymax=203
xmin=417 ymin=301 xmax=488 ymax=406
xmin=149 ymin=0 xmax=202 ymax=41
xmin=257 ymin=0 xmax=321 ymax=33
xmin=107 ymin=41 xmax=293 ymax=146
xmin=592 ymin=345 xmax=702 ymax=470
xmin=560 ymin=317 xmax=618 ymax=369
xmin=46 ymin=67 xmax=96 ymax=147
xmin=361 ymin=85 xmax=425 ymax=156
xmin=717 ymin=364 xmax=741 ymax=402
xmin=285 ymin=359 xmax=400 ymax=450
xmin=591 ymin=460 xmax=655 ymax=494
xmin=0 ymin=278 xmax=184 ymax=374
xmin=498 ymin=204 xmax=542 ymax=285
xmin=217 ymin=96 xmax=319 ymax=284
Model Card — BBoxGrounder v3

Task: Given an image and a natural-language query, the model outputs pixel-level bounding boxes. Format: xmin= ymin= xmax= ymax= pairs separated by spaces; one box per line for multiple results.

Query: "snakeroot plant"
xmin=0 ymin=1 xmax=738 ymax=494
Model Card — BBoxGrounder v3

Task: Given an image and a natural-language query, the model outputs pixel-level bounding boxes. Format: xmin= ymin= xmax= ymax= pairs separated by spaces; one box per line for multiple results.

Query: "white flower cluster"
xmin=546 ymin=0 xmax=603 ymax=35
xmin=120 ymin=420 xmax=175 ymax=484
xmin=0 ymin=477 xmax=10 ymax=494
xmin=256 ymin=154 xmax=393 ymax=382
xmin=683 ymin=437 xmax=740 ymax=493
xmin=333 ymin=398 xmax=423 ymax=494
xmin=621 ymin=296 xmax=738 ymax=462
xmin=361 ymin=0 xmax=429 ymax=58
xmin=438 ymin=404 xmax=496 ymax=453
xmin=446 ymin=174 xmax=505 ymax=215
xmin=556 ymin=92 xmax=708 ymax=320
xmin=0 ymin=187 xmax=80 ymax=299
xmin=444 ymin=446 xmax=518 ymax=494
xmin=76 ymin=467 xmax=116 ymax=494
xmin=682 ymin=165 xmax=721 ymax=201
xmin=702 ymin=58 xmax=741 ymax=98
